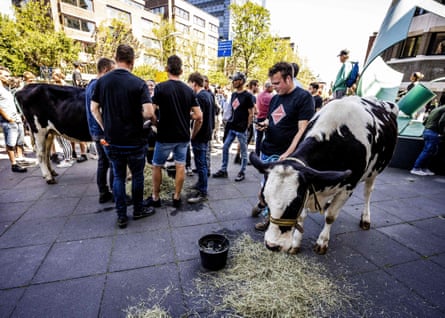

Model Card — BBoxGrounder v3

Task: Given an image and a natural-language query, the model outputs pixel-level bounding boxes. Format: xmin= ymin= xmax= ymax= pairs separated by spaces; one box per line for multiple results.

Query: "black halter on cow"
xmin=250 ymin=96 xmax=398 ymax=254
xmin=15 ymin=84 xmax=90 ymax=184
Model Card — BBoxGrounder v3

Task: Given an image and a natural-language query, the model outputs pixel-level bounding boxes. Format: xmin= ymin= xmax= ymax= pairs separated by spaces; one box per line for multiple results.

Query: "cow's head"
xmin=249 ymin=152 xmax=351 ymax=253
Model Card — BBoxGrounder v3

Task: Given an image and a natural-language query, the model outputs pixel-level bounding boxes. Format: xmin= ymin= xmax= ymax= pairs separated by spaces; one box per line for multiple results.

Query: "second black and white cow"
xmin=15 ymin=84 xmax=91 ymax=184
xmin=250 ymin=96 xmax=398 ymax=254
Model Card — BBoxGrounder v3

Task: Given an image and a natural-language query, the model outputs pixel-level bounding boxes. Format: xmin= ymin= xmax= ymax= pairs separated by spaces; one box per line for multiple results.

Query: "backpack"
xmin=346 ymin=62 xmax=359 ymax=88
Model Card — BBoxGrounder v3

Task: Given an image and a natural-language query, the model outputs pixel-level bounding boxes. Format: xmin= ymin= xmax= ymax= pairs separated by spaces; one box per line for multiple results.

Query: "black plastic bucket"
xmin=198 ymin=234 xmax=229 ymax=271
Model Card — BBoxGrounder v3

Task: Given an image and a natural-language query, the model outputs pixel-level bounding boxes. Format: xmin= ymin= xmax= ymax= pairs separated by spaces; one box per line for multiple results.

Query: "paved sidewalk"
xmin=1 ymin=139 xmax=445 ymax=317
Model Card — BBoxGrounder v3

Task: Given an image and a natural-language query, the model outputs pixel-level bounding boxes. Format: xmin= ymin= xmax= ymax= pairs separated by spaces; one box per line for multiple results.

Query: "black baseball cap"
xmin=337 ymin=49 xmax=350 ymax=56
xmin=230 ymin=72 xmax=246 ymax=82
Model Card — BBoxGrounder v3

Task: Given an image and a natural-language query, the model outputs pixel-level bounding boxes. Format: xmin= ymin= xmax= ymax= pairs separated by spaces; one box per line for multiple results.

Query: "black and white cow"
xmin=250 ymin=96 xmax=398 ymax=254
xmin=15 ymin=84 xmax=91 ymax=184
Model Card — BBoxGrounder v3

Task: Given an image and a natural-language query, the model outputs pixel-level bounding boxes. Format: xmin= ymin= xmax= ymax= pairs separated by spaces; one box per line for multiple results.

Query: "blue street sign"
xmin=217 ymin=40 xmax=232 ymax=57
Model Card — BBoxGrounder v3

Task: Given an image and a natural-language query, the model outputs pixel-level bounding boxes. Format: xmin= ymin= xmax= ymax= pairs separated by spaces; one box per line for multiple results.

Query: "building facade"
xmin=185 ymin=0 xmax=264 ymax=40
xmin=8 ymin=0 xmax=219 ymax=73
xmin=374 ymin=3 xmax=445 ymax=99
xmin=145 ymin=0 xmax=220 ymax=73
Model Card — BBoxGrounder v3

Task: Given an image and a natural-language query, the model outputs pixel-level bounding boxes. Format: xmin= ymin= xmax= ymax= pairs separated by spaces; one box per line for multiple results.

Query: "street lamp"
xmin=159 ymin=31 xmax=181 ymax=68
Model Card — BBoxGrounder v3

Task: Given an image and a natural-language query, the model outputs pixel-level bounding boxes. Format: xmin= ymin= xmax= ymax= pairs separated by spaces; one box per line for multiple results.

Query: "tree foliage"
xmin=149 ymin=20 xmax=177 ymax=68
xmin=228 ymin=1 xmax=273 ymax=79
xmin=94 ymin=19 xmax=142 ymax=62
xmin=0 ymin=0 xmax=79 ymax=75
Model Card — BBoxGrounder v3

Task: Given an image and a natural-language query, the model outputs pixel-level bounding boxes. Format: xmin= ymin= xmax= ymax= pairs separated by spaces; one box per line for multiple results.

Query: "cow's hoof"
xmin=360 ymin=220 xmax=371 ymax=230
xmin=46 ymin=179 xmax=57 ymax=185
xmin=288 ymin=246 xmax=300 ymax=254
xmin=51 ymin=170 xmax=59 ymax=177
xmin=313 ymin=244 xmax=327 ymax=255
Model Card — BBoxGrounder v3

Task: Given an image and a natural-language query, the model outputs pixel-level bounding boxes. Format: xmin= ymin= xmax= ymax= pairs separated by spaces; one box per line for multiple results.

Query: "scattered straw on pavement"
xmin=128 ymin=234 xmax=360 ymax=317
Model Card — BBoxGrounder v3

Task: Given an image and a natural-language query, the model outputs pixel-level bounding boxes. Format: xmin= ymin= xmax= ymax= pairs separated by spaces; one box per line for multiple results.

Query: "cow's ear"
xmin=301 ymin=166 xmax=352 ymax=185
xmin=249 ymin=152 xmax=272 ymax=174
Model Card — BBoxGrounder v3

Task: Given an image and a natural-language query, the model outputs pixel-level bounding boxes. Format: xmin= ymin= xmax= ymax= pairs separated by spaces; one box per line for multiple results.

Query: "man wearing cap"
xmin=332 ymin=49 xmax=353 ymax=99
xmin=213 ymin=71 xmax=254 ymax=182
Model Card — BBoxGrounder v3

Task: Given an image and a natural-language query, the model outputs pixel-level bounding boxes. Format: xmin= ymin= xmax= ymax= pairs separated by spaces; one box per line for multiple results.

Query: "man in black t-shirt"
xmin=187 ymin=72 xmax=214 ymax=203
xmin=213 ymin=72 xmax=254 ymax=182
xmin=253 ymin=62 xmax=315 ymax=231
xmin=91 ymin=45 xmax=156 ymax=229
xmin=144 ymin=55 xmax=202 ymax=208
xmin=309 ymin=82 xmax=323 ymax=112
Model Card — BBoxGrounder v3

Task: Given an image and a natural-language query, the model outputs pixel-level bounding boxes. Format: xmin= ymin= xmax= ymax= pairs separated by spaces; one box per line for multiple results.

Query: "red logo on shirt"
xmin=271 ymin=104 xmax=286 ymax=125
xmin=232 ymin=98 xmax=240 ymax=110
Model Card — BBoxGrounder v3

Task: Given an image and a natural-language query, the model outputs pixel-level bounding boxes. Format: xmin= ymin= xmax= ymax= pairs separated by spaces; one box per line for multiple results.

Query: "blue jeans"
xmin=413 ymin=129 xmax=440 ymax=169
xmin=104 ymin=144 xmax=147 ymax=217
xmin=191 ymin=141 xmax=209 ymax=195
xmin=221 ymin=129 xmax=248 ymax=173
xmin=95 ymin=140 xmax=114 ymax=194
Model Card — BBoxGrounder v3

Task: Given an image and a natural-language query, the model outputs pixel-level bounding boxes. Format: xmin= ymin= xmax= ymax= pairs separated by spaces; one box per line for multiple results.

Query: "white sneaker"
xmin=410 ymin=168 xmax=427 ymax=176
xmin=186 ymin=167 xmax=194 ymax=176
xmin=422 ymin=169 xmax=435 ymax=176
xmin=16 ymin=157 xmax=36 ymax=163
xmin=57 ymin=160 xmax=73 ymax=168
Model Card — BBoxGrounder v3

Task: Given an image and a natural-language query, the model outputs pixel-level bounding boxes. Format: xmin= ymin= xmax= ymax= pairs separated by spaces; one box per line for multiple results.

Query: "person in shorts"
xmin=144 ymin=55 xmax=202 ymax=208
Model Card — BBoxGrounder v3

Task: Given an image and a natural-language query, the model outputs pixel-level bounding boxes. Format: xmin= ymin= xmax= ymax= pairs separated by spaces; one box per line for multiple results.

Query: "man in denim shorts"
xmin=144 ymin=55 xmax=203 ymax=208
xmin=0 ymin=67 xmax=28 ymax=173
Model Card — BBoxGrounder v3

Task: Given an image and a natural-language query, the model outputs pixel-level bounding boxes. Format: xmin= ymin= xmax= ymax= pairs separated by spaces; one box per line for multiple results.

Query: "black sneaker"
xmin=11 ymin=164 xmax=27 ymax=173
xmin=233 ymin=154 xmax=241 ymax=164
xmin=212 ymin=170 xmax=228 ymax=178
xmin=76 ymin=154 xmax=88 ymax=163
xmin=99 ymin=191 xmax=113 ymax=204
xmin=172 ymin=194 xmax=182 ymax=208
xmin=117 ymin=216 xmax=128 ymax=229
xmin=133 ymin=206 xmax=156 ymax=220
xmin=143 ymin=196 xmax=161 ymax=207
xmin=235 ymin=172 xmax=245 ymax=182
xmin=126 ymin=195 xmax=133 ymax=206
xmin=187 ymin=192 xmax=208 ymax=204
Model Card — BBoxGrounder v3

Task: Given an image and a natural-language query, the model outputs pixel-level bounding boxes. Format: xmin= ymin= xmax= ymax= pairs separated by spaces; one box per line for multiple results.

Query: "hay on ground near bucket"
xmin=125 ymin=287 xmax=173 ymax=318
xmin=193 ymin=233 xmax=358 ymax=317
xmin=126 ymin=164 xmax=176 ymax=201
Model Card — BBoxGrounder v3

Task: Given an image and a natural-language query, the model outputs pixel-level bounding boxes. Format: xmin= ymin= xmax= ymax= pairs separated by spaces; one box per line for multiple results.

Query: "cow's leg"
xmin=46 ymin=132 xmax=58 ymax=179
xmin=34 ymin=129 xmax=56 ymax=184
xmin=289 ymin=208 xmax=308 ymax=254
xmin=360 ymin=177 xmax=376 ymax=230
xmin=314 ymin=190 xmax=352 ymax=255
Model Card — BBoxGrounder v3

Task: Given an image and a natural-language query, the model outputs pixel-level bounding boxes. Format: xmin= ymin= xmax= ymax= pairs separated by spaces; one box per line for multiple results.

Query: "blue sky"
xmin=266 ymin=0 xmax=391 ymax=83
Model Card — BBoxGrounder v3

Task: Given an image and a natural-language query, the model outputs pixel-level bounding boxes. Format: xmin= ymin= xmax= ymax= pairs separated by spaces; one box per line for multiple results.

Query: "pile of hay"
xmin=126 ymin=165 xmax=176 ymax=200
xmin=125 ymin=234 xmax=359 ymax=317
xmin=193 ymin=234 xmax=357 ymax=317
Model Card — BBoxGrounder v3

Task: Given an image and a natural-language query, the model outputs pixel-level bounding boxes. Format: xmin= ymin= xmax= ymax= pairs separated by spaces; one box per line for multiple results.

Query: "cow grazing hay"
xmin=193 ymin=234 xmax=358 ymax=317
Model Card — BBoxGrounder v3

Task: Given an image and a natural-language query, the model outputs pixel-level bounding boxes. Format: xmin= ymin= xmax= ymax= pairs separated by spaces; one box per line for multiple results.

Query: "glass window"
xmin=151 ymin=7 xmax=165 ymax=15
xmin=175 ymin=7 xmax=189 ymax=20
xmin=63 ymin=15 xmax=95 ymax=32
xmin=193 ymin=15 xmax=205 ymax=27
xmin=399 ymin=36 xmax=421 ymax=58
xmin=61 ymin=0 xmax=93 ymax=11
xmin=193 ymin=29 xmax=204 ymax=40
xmin=209 ymin=23 xmax=218 ymax=33
xmin=107 ymin=6 xmax=131 ymax=24
xmin=428 ymin=32 xmax=445 ymax=55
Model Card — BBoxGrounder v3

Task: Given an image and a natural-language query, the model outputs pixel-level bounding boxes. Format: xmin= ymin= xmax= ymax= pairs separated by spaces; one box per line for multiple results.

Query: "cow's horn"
xmin=249 ymin=152 xmax=272 ymax=174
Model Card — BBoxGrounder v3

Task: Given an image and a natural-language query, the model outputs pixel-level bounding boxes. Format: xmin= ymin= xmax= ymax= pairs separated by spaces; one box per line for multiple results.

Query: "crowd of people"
xmin=2 ymin=45 xmax=444 ymax=231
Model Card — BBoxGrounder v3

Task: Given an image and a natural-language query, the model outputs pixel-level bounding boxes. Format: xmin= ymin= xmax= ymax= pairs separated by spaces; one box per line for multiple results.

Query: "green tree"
xmin=94 ymin=19 xmax=142 ymax=62
xmin=150 ymin=20 xmax=177 ymax=67
xmin=0 ymin=0 xmax=79 ymax=75
xmin=228 ymin=1 xmax=273 ymax=78
xmin=133 ymin=64 xmax=158 ymax=81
